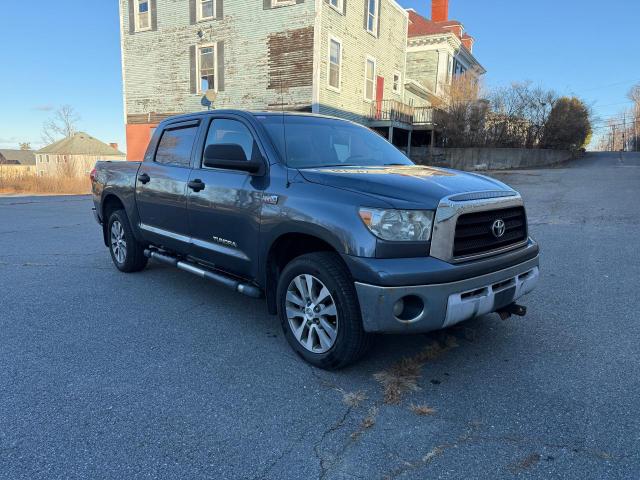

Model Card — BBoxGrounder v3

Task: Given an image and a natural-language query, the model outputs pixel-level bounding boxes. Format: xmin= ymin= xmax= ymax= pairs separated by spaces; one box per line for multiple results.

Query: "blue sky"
xmin=1 ymin=0 xmax=638 ymax=151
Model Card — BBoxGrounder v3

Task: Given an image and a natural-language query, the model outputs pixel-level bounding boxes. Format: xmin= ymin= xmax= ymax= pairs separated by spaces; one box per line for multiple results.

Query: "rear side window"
xmin=155 ymin=125 xmax=198 ymax=167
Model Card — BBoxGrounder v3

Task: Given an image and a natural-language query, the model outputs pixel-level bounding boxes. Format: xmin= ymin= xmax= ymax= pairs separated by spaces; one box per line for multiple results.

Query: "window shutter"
xmin=189 ymin=0 xmax=197 ymax=24
xmin=216 ymin=41 xmax=225 ymax=92
xmin=296 ymin=0 xmax=304 ymax=3
xmin=216 ymin=0 xmax=223 ymax=19
xmin=150 ymin=0 xmax=158 ymax=30
xmin=376 ymin=0 xmax=381 ymax=37
xmin=342 ymin=0 xmax=347 ymax=15
xmin=190 ymin=45 xmax=198 ymax=94
xmin=363 ymin=0 xmax=368 ymax=30
xmin=128 ymin=0 xmax=136 ymax=34
xmin=263 ymin=0 xmax=271 ymax=10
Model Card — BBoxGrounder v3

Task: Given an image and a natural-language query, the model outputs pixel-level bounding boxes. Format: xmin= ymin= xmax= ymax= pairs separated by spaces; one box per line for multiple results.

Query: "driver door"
xmin=186 ymin=116 xmax=267 ymax=279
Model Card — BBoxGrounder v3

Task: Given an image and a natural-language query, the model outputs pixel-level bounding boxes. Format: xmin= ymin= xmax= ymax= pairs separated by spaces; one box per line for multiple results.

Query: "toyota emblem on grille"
xmin=491 ymin=219 xmax=506 ymax=238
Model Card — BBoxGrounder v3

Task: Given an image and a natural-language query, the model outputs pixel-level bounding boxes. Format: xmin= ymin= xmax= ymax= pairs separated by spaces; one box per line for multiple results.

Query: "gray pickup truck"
xmin=91 ymin=110 xmax=539 ymax=369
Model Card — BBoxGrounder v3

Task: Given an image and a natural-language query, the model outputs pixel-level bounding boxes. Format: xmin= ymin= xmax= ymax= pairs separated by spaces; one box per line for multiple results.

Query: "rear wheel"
xmin=107 ymin=209 xmax=148 ymax=273
xmin=277 ymin=252 xmax=372 ymax=369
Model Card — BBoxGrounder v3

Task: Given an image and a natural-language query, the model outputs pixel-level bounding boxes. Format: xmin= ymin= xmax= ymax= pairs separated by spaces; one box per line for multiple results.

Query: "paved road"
xmin=1 ymin=152 xmax=639 ymax=479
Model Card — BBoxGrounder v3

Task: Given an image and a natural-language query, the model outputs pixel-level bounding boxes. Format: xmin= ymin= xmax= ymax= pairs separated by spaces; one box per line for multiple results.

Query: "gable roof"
xmin=37 ymin=132 xmax=126 ymax=156
xmin=0 ymin=149 xmax=36 ymax=165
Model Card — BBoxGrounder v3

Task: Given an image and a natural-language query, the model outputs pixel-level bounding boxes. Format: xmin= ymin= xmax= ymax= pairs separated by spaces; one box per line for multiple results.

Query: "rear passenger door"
xmin=186 ymin=116 xmax=267 ymax=279
xmin=135 ymin=120 xmax=199 ymax=253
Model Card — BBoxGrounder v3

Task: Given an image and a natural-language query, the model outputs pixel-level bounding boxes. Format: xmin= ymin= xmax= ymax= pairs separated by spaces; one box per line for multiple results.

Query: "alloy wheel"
xmin=285 ymin=274 xmax=339 ymax=354
xmin=110 ymin=220 xmax=127 ymax=264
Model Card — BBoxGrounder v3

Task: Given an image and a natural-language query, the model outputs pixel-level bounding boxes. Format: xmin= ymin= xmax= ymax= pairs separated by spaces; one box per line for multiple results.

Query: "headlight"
xmin=358 ymin=208 xmax=434 ymax=242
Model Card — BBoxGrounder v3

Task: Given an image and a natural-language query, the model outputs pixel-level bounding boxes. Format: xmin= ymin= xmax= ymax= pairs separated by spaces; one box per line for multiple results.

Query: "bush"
xmin=0 ymin=170 xmax=90 ymax=195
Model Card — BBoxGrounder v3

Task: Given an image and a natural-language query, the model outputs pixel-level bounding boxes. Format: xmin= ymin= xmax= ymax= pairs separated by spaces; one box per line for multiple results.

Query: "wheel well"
xmin=265 ymin=233 xmax=338 ymax=315
xmin=101 ymin=195 xmax=125 ymax=246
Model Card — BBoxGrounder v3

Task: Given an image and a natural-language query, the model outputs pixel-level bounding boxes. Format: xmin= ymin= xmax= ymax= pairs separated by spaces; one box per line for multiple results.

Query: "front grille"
xmin=453 ymin=206 xmax=527 ymax=258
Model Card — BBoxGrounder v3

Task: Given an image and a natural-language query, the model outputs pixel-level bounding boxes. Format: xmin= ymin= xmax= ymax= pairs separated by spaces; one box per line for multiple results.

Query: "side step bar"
xmin=144 ymin=249 xmax=262 ymax=298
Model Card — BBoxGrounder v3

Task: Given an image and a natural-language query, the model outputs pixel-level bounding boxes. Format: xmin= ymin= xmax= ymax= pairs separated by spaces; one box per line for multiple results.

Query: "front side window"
xmin=136 ymin=0 xmax=151 ymax=31
xmin=199 ymin=45 xmax=216 ymax=93
xmin=257 ymin=115 xmax=413 ymax=169
xmin=203 ymin=119 xmax=256 ymax=165
xmin=155 ymin=125 xmax=199 ymax=167
xmin=199 ymin=0 xmax=215 ymax=20
xmin=366 ymin=0 xmax=378 ymax=35
xmin=328 ymin=37 xmax=341 ymax=90
xmin=364 ymin=57 xmax=376 ymax=101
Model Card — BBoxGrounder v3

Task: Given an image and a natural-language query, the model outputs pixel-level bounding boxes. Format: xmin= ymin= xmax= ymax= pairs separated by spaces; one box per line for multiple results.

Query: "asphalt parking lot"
xmin=1 ymin=152 xmax=639 ymax=479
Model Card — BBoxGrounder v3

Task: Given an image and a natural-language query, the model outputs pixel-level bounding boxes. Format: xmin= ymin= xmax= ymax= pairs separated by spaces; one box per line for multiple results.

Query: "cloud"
xmin=33 ymin=104 xmax=54 ymax=112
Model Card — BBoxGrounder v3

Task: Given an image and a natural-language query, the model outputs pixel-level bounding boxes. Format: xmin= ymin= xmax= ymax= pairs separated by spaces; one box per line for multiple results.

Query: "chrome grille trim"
xmin=430 ymin=191 xmax=527 ymax=263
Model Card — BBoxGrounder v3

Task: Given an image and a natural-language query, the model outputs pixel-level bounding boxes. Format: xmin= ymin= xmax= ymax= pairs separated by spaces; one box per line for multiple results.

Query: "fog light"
xmin=393 ymin=298 xmax=405 ymax=317
xmin=393 ymin=295 xmax=425 ymax=322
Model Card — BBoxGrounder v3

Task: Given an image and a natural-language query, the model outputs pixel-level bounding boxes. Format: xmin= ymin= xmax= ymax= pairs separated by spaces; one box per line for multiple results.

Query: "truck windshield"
xmin=256 ymin=115 xmax=414 ymax=169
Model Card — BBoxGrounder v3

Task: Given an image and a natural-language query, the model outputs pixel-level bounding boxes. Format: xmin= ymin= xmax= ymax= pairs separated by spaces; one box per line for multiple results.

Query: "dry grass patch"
xmin=0 ymin=171 xmax=90 ymax=195
xmin=350 ymin=406 xmax=379 ymax=440
xmin=374 ymin=337 xmax=458 ymax=405
xmin=342 ymin=391 xmax=368 ymax=408
xmin=410 ymin=404 xmax=436 ymax=416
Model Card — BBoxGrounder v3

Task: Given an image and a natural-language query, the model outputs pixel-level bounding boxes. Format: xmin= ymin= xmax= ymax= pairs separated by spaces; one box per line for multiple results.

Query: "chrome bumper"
xmin=354 ymin=255 xmax=539 ymax=333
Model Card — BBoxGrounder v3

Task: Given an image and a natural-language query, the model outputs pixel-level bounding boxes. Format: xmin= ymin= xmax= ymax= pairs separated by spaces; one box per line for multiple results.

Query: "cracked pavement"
xmin=1 ymin=152 xmax=639 ymax=479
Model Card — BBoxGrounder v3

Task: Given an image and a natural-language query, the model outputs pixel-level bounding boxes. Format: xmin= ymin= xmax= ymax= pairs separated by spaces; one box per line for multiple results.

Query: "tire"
xmin=277 ymin=252 xmax=372 ymax=370
xmin=107 ymin=209 xmax=148 ymax=273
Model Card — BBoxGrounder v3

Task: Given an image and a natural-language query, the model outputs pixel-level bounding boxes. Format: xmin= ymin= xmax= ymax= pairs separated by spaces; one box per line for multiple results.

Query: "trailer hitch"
xmin=497 ymin=303 xmax=527 ymax=320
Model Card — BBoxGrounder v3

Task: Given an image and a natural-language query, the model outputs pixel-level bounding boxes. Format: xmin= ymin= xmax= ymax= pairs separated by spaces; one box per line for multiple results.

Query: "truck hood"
xmin=298 ymin=165 xmax=513 ymax=208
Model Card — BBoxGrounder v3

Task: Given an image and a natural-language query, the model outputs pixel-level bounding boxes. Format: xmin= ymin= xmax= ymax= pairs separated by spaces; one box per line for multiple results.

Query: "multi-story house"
xmin=119 ymin=0 xmax=483 ymax=159
xmin=120 ymin=0 xmax=408 ymax=160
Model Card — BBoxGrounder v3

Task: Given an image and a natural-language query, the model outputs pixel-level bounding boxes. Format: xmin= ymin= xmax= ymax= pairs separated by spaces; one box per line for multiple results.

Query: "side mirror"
xmin=203 ymin=144 xmax=264 ymax=175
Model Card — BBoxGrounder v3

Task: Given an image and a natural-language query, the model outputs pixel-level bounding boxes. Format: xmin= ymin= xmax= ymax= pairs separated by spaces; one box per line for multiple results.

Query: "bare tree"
xmin=42 ymin=105 xmax=80 ymax=145
xmin=629 ymin=84 xmax=640 ymax=151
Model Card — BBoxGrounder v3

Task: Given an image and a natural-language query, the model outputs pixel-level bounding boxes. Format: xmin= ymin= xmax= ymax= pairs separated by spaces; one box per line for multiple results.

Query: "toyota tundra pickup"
xmin=91 ymin=111 xmax=539 ymax=369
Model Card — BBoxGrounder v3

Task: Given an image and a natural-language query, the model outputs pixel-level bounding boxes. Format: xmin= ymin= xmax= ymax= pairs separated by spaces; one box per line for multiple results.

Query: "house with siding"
xmin=119 ymin=0 xmax=483 ymax=158
xmin=35 ymin=133 xmax=126 ymax=176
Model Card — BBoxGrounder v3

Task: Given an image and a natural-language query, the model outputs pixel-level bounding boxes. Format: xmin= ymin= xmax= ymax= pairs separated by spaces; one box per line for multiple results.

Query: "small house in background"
xmin=35 ymin=133 xmax=126 ymax=176
xmin=0 ymin=149 xmax=37 ymax=175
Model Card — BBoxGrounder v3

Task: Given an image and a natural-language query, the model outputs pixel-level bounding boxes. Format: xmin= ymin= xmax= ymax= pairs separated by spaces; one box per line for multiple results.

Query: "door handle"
xmin=137 ymin=173 xmax=151 ymax=184
xmin=188 ymin=179 xmax=206 ymax=192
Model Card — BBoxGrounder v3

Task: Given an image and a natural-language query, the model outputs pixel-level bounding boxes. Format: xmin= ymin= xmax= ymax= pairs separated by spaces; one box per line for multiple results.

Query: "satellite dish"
xmin=205 ymin=90 xmax=218 ymax=103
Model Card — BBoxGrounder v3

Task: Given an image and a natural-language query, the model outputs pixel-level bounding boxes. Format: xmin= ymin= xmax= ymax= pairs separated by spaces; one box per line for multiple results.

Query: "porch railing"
xmin=367 ymin=99 xmax=435 ymax=126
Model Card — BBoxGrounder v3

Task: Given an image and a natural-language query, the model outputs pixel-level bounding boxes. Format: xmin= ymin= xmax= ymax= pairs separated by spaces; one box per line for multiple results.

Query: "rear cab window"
xmin=154 ymin=123 xmax=199 ymax=167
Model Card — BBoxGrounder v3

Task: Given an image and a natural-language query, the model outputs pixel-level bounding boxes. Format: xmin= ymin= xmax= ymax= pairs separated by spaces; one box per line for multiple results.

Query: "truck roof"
xmin=158 ymin=110 xmax=349 ymax=125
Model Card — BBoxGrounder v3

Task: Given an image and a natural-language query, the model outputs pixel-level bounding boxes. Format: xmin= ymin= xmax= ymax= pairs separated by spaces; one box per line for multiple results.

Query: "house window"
xmin=328 ymin=37 xmax=342 ymax=91
xmin=198 ymin=0 xmax=215 ymax=20
xmin=364 ymin=57 xmax=376 ymax=101
xmin=366 ymin=0 xmax=378 ymax=35
xmin=45 ymin=155 xmax=49 ymax=163
xmin=198 ymin=45 xmax=217 ymax=93
xmin=135 ymin=0 xmax=151 ymax=31
xmin=392 ymin=71 xmax=401 ymax=94
xmin=329 ymin=0 xmax=343 ymax=12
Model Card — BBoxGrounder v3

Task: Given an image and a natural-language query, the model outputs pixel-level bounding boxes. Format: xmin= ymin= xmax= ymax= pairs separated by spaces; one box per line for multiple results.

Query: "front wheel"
xmin=277 ymin=252 xmax=372 ymax=370
xmin=107 ymin=209 xmax=148 ymax=273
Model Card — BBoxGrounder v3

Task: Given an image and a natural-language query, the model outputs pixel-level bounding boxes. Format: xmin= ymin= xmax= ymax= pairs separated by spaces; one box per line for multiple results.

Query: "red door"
xmin=375 ymin=76 xmax=384 ymax=119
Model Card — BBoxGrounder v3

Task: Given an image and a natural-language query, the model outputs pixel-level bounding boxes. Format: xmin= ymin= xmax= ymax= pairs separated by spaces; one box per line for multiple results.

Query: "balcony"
xmin=367 ymin=100 xmax=435 ymax=127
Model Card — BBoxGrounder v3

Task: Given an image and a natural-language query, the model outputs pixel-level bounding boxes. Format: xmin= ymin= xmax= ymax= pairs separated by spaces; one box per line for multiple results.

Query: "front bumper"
xmin=354 ymin=255 xmax=539 ymax=333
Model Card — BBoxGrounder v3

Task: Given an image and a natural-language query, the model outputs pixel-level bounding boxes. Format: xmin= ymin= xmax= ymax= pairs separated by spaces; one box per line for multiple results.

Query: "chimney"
xmin=432 ymin=0 xmax=449 ymax=22
xmin=109 ymin=143 xmax=119 ymax=151
xmin=462 ymin=35 xmax=474 ymax=53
